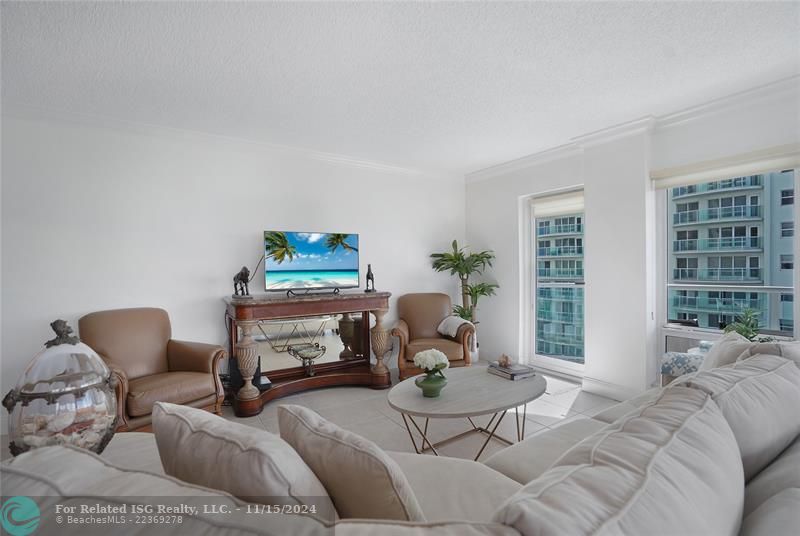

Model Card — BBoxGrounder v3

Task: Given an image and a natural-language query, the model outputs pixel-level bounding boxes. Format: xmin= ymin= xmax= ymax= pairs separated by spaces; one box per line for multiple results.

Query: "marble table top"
xmin=387 ymin=365 xmax=547 ymax=419
xmin=224 ymin=291 xmax=390 ymax=306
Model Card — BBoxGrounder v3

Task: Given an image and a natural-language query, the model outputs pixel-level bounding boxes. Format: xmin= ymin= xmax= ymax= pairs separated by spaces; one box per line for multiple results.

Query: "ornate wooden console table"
xmin=224 ymin=291 xmax=392 ymax=417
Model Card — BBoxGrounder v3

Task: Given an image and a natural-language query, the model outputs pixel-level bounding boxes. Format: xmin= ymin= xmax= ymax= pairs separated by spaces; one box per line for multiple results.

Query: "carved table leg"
xmin=370 ymin=309 xmax=392 ymax=388
xmin=235 ymin=321 xmax=261 ymax=402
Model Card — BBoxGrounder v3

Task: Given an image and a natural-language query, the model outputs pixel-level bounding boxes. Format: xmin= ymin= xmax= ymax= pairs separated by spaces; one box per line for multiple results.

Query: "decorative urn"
xmin=2 ymin=320 xmax=117 ymax=456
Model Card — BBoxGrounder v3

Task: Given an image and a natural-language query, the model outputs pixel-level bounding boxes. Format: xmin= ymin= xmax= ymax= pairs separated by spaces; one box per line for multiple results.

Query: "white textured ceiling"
xmin=2 ymin=2 xmax=799 ymax=175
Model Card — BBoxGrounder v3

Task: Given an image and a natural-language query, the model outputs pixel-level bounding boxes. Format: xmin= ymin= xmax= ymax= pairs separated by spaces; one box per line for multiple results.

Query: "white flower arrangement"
xmin=413 ymin=349 xmax=449 ymax=375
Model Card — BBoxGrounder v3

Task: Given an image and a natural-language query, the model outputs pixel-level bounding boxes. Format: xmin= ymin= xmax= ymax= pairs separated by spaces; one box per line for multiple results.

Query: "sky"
xmin=265 ymin=231 xmax=359 ymax=271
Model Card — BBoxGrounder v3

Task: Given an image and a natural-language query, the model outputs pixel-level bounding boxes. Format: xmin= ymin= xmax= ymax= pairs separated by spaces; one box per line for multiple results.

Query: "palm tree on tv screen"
xmin=264 ymin=231 xmax=297 ymax=264
xmin=325 ymin=233 xmax=359 ymax=253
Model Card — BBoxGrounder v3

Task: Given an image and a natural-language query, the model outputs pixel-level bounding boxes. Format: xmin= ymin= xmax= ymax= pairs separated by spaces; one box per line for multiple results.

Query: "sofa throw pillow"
xmin=3 ymin=445 xmax=333 ymax=536
xmin=278 ymin=404 xmax=425 ymax=521
xmin=493 ymin=386 xmax=744 ymax=536
xmin=679 ymin=354 xmax=800 ymax=481
xmin=152 ymin=402 xmax=336 ymax=520
xmin=700 ymin=331 xmax=751 ymax=370
xmin=736 ymin=341 xmax=800 ymax=368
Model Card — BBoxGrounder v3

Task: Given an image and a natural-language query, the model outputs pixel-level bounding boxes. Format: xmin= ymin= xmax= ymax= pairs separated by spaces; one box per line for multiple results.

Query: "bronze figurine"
xmin=44 ymin=319 xmax=80 ymax=347
xmin=233 ymin=266 xmax=251 ymax=296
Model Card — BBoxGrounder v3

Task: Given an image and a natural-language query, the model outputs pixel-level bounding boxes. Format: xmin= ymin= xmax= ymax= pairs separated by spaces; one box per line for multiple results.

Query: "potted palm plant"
xmin=430 ymin=240 xmax=498 ymax=324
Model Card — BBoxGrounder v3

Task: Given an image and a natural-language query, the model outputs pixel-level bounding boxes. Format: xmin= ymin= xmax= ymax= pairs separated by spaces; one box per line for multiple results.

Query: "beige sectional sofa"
xmin=3 ymin=352 xmax=800 ymax=535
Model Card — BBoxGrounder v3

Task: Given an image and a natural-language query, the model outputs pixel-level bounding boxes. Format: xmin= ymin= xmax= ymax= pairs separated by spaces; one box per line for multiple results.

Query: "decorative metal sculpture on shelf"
xmin=2 ymin=320 xmax=118 ymax=456
xmin=365 ymin=264 xmax=376 ymax=293
xmin=287 ymin=343 xmax=327 ymax=377
xmin=233 ymin=266 xmax=251 ymax=297
xmin=232 ymin=254 xmax=265 ymax=299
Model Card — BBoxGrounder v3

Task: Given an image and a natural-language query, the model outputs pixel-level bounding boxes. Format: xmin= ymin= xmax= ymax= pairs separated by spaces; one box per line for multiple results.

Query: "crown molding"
xmin=466 ymin=76 xmax=798 ymax=185
xmin=570 ymin=116 xmax=656 ymax=148
xmin=465 ymin=142 xmax=583 ymax=184
xmin=655 ymin=75 xmax=800 ymax=129
xmin=2 ymin=104 xmax=457 ymax=180
xmin=466 ymin=116 xmax=655 ymax=184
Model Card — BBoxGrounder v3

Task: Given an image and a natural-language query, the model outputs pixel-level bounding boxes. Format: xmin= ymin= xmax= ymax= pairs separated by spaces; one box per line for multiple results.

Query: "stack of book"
xmin=487 ymin=361 xmax=536 ymax=381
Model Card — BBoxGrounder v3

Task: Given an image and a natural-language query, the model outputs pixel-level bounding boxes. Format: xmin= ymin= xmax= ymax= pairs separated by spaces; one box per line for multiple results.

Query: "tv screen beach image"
xmin=264 ymin=231 xmax=359 ymax=290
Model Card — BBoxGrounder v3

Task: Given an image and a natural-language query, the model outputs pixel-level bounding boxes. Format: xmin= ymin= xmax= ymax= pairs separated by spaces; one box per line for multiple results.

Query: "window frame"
xmin=522 ymin=190 xmax=587 ymax=380
xmin=657 ymin=169 xmax=798 ymax=353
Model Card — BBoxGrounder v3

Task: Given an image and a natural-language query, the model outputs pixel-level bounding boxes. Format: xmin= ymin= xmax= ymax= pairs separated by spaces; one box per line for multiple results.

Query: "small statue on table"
xmin=233 ymin=266 xmax=251 ymax=297
xmin=365 ymin=264 xmax=376 ymax=293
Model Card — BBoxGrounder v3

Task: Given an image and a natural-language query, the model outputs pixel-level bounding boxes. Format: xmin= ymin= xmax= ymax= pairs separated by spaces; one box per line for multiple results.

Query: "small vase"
xmin=415 ymin=372 xmax=447 ymax=398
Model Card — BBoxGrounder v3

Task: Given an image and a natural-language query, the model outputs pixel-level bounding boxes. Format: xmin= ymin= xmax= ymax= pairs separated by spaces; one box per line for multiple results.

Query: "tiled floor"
xmin=222 ymin=368 xmax=619 ymax=461
xmin=0 ymin=368 xmax=619 ymax=464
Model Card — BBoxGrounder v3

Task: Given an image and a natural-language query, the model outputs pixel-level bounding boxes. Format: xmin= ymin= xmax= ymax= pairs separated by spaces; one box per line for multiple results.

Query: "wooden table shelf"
xmin=225 ymin=291 xmax=392 ymax=417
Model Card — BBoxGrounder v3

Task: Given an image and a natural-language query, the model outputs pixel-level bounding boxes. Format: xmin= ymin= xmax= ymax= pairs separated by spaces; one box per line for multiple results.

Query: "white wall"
xmin=466 ymin=78 xmax=800 ymax=400
xmin=0 ymin=114 xmax=465 ymax=415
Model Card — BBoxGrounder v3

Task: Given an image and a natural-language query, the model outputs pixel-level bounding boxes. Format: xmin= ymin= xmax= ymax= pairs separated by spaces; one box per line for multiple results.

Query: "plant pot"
xmin=415 ymin=372 xmax=447 ymax=398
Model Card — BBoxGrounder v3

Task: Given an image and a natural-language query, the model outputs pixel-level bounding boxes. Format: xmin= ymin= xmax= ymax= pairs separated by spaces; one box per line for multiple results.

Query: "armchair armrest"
xmin=455 ymin=323 xmax=475 ymax=366
xmin=167 ymin=340 xmax=226 ymax=374
xmin=106 ymin=361 xmax=129 ymax=431
xmin=455 ymin=322 xmax=475 ymax=343
xmin=390 ymin=319 xmax=410 ymax=345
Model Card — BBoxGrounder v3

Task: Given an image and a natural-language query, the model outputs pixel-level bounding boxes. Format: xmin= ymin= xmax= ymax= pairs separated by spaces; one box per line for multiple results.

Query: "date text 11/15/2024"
xmin=54 ymin=503 xmax=318 ymax=516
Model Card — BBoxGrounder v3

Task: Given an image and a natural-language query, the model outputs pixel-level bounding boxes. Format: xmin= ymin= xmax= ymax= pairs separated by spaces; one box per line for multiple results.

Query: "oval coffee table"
xmin=388 ymin=366 xmax=547 ymax=461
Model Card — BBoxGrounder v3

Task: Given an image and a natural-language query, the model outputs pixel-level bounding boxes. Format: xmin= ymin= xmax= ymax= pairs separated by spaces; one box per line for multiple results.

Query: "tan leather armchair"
xmin=391 ymin=293 xmax=475 ymax=380
xmin=79 ymin=308 xmax=225 ymax=432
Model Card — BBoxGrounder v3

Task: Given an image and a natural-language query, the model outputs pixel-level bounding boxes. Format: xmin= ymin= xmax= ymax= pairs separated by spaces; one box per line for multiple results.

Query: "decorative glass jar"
xmin=2 ymin=321 xmax=117 ymax=456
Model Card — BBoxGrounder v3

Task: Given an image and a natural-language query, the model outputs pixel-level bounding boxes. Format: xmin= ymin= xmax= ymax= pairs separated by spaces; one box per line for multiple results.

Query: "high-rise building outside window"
xmin=534 ymin=205 xmax=585 ymax=365
xmin=667 ymin=170 xmax=795 ymax=335
xmin=531 ymin=191 xmax=585 ymax=369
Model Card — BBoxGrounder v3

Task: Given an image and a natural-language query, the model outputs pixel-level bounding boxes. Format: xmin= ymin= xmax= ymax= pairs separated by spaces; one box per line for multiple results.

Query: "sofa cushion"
xmin=3 ymin=445 xmax=332 ymax=535
xmin=740 ymin=488 xmax=800 ymax=536
xmin=591 ymin=387 xmax=663 ymax=424
xmin=493 ymin=386 xmax=744 ymax=536
xmin=699 ymin=331 xmax=751 ymax=370
xmin=736 ymin=341 xmax=800 ymax=368
xmin=679 ymin=354 xmax=800 ymax=481
xmin=483 ymin=418 xmax=606 ymax=484
xmin=744 ymin=434 xmax=800 ymax=517
xmin=405 ymin=338 xmax=464 ymax=362
xmin=387 ymin=451 xmax=521 ymax=523
xmin=101 ymin=431 xmax=165 ymax=474
xmin=127 ymin=371 xmax=215 ymax=417
xmin=152 ymin=402 xmax=335 ymax=518
xmin=278 ymin=404 xmax=425 ymax=522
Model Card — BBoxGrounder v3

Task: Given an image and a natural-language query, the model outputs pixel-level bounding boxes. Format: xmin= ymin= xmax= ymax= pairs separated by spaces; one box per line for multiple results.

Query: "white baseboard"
xmin=581 ymin=376 xmax=641 ymax=402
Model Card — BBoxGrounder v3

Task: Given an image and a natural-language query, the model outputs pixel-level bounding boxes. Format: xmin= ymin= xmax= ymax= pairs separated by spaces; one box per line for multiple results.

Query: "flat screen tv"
xmin=264 ymin=231 xmax=359 ymax=291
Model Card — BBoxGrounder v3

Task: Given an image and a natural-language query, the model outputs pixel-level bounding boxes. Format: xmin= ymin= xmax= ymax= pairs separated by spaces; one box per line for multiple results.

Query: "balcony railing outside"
xmin=536 ymin=340 xmax=584 ymax=360
xmin=673 ymin=268 xmax=762 ymax=281
xmin=538 ymin=268 xmax=584 ymax=279
xmin=537 ymin=293 xmax=583 ymax=303
xmin=537 ymin=224 xmax=583 ymax=237
xmin=673 ymin=205 xmax=761 ymax=225
xmin=671 ymin=296 xmax=765 ymax=312
xmin=672 ymin=236 xmax=763 ymax=252
xmin=537 ymin=245 xmax=583 ymax=257
xmin=536 ymin=330 xmax=584 ymax=345
xmin=537 ymin=309 xmax=583 ymax=323
xmin=672 ymin=176 xmax=762 ymax=198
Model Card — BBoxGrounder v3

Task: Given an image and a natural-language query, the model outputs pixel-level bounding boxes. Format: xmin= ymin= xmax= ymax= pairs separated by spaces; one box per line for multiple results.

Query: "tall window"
xmin=667 ymin=171 xmax=795 ymax=335
xmin=532 ymin=192 xmax=585 ymax=367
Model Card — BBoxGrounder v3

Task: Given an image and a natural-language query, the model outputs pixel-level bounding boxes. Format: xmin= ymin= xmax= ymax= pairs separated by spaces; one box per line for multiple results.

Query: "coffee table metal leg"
xmin=474 ymin=410 xmax=507 ymax=461
xmin=401 ymin=413 xmax=421 ymax=454
xmin=404 ymin=414 xmax=439 ymax=456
